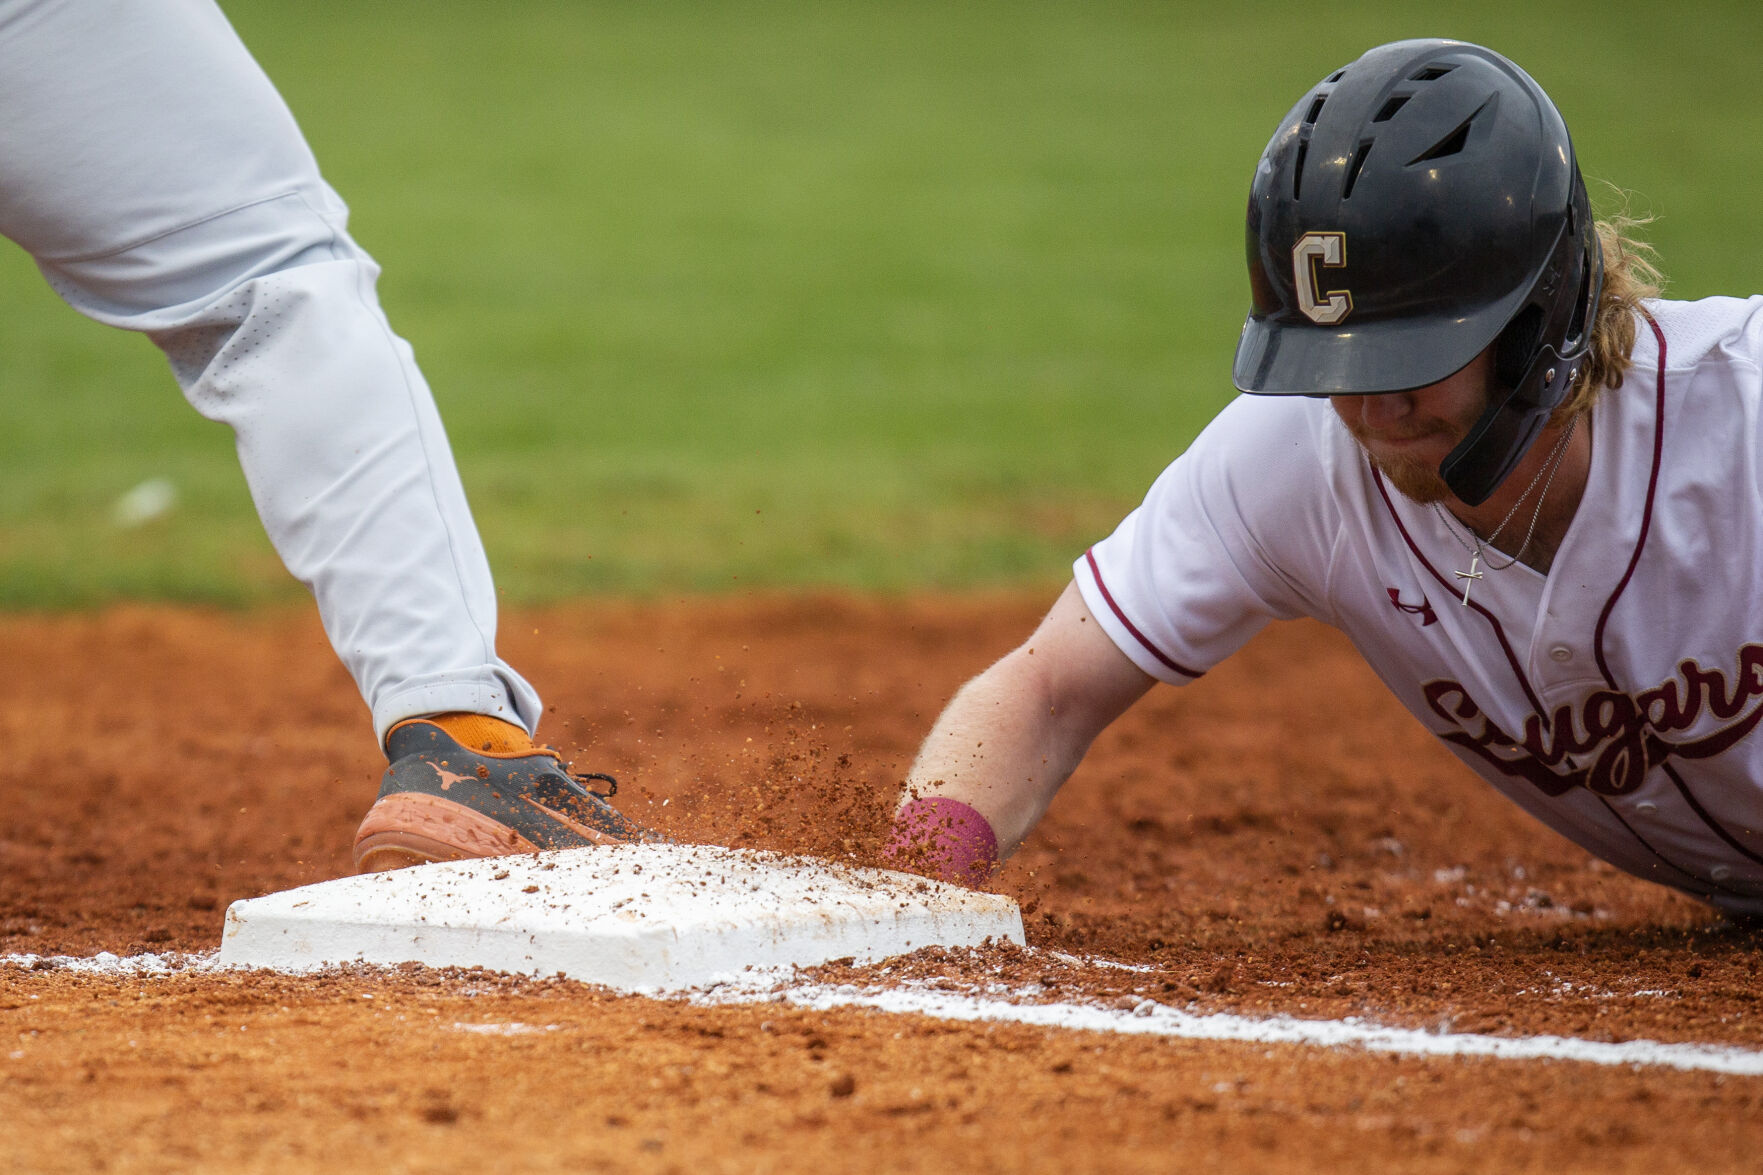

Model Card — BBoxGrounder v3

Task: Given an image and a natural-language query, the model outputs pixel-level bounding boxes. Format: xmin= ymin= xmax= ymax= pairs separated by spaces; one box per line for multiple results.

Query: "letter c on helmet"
xmin=1292 ymin=231 xmax=1352 ymax=325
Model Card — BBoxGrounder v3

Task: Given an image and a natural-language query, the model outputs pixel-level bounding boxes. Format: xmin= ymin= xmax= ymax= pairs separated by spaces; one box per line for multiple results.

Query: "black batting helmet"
xmin=1230 ymin=39 xmax=1602 ymax=506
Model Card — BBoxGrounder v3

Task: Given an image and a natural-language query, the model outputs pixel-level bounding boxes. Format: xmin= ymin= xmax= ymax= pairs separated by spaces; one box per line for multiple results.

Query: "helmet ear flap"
xmin=1493 ymin=305 xmax=1543 ymax=390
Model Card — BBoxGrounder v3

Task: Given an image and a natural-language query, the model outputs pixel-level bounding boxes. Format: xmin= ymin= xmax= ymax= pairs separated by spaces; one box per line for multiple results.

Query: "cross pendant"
xmin=1454 ymin=552 xmax=1483 ymax=606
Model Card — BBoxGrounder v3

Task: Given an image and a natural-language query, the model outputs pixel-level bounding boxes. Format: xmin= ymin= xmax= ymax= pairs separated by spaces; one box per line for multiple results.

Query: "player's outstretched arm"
xmin=890 ymin=581 xmax=1154 ymax=882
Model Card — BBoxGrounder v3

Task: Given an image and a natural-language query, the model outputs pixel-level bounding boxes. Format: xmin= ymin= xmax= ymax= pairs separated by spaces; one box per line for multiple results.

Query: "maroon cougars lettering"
xmin=1423 ymin=645 xmax=1763 ymax=797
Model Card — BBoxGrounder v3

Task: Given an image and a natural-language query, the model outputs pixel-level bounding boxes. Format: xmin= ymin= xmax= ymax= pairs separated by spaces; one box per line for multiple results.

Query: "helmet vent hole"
xmin=1372 ymin=95 xmax=1410 ymax=123
xmin=1292 ymin=140 xmax=1308 ymax=199
xmin=1342 ymin=140 xmax=1374 ymax=199
xmin=1305 ymin=94 xmax=1327 ymax=125
xmin=1409 ymin=65 xmax=1455 ymax=82
xmin=1408 ymin=97 xmax=1491 ymax=165
xmin=1409 ymin=118 xmax=1472 ymax=164
xmin=1326 ymin=68 xmax=1347 ymax=83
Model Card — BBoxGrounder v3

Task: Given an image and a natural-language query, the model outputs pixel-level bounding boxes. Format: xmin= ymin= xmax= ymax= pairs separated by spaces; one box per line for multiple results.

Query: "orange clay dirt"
xmin=1 ymin=592 xmax=1760 ymax=1173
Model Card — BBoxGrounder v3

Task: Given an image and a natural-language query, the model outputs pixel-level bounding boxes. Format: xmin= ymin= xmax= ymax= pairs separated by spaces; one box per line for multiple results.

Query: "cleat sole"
xmin=352 ymin=792 xmax=538 ymax=873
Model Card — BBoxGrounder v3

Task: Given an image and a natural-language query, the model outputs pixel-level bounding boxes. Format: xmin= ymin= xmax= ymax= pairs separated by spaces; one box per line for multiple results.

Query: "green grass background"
xmin=1 ymin=0 xmax=1757 ymax=606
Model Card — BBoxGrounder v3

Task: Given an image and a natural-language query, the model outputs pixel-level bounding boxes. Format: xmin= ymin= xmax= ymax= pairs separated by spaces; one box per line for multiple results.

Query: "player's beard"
xmin=1335 ymin=405 xmax=1483 ymax=506
xmin=1365 ymin=445 xmax=1453 ymax=504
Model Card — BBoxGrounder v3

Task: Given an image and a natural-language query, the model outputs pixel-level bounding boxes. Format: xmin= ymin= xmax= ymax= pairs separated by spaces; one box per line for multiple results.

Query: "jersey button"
xmin=1711 ymin=865 xmax=1735 ymax=882
xmin=1548 ymin=645 xmax=1573 ymax=663
xmin=1634 ymin=800 xmax=1658 ymax=815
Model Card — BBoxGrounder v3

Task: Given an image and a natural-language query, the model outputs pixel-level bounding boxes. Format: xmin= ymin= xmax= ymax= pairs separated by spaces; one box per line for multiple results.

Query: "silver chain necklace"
xmin=1433 ymin=415 xmax=1579 ymax=606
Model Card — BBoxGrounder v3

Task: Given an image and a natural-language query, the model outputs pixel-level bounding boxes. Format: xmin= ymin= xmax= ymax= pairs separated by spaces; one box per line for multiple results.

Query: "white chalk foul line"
xmin=6 ymin=951 xmax=1762 ymax=1076
xmin=0 ymin=951 xmax=204 ymax=976
xmin=698 ymin=981 xmax=1763 ymax=1077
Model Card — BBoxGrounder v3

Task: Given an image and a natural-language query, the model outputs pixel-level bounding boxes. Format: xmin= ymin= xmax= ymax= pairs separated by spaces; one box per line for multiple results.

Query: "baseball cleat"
xmin=352 ymin=718 xmax=661 ymax=873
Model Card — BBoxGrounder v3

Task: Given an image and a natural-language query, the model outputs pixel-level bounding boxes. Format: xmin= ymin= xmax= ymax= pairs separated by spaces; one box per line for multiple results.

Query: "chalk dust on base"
xmin=215 ymin=843 xmax=1024 ymax=990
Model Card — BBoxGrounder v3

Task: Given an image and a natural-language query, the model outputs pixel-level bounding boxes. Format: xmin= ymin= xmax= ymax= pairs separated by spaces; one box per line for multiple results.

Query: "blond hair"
xmin=1551 ymin=208 xmax=1664 ymax=423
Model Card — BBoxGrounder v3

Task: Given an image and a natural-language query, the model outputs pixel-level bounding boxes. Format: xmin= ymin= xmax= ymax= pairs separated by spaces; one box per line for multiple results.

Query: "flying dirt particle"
xmin=419 ymin=1100 xmax=459 ymax=1125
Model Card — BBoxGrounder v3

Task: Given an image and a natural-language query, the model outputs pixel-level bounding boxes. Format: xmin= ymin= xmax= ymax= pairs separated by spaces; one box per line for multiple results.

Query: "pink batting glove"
xmin=884 ymin=797 xmax=1000 ymax=887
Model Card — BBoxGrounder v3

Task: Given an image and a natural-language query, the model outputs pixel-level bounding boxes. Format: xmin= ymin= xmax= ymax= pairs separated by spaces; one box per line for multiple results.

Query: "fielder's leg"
xmin=0 ymin=0 xmax=653 ymax=866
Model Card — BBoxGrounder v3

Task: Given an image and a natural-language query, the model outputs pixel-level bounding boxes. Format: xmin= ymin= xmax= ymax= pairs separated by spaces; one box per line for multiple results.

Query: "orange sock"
xmin=427 ymin=712 xmax=535 ymax=755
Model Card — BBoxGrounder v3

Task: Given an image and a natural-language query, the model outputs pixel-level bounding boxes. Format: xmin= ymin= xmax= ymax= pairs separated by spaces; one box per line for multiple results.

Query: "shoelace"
xmin=574 ymin=770 xmax=618 ymax=799
xmin=532 ymin=745 xmax=618 ymax=799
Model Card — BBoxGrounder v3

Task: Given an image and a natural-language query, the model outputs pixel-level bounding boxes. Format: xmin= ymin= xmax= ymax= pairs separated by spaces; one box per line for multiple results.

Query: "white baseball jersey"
xmin=0 ymin=0 xmax=539 ymax=743
xmin=1077 ymin=296 xmax=1763 ymax=915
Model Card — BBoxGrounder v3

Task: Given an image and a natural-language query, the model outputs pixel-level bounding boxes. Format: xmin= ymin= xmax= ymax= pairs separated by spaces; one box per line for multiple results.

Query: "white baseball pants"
xmin=0 ymin=0 xmax=543 ymax=745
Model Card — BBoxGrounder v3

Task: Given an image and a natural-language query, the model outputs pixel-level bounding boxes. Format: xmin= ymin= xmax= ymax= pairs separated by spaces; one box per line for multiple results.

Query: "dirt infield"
xmin=2 ymin=592 xmax=1760 ymax=1172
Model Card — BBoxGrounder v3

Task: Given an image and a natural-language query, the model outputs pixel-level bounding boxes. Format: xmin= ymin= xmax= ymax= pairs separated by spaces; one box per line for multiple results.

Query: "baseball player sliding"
xmin=2 ymin=0 xmax=654 ymax=868
xmin=889 ymin=38 xmax=1763 ymax=919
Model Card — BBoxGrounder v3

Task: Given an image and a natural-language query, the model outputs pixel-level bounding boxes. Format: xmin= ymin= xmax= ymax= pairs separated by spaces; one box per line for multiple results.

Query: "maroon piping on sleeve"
xmin=1081 ymin=549 xmax=1203 ymax=679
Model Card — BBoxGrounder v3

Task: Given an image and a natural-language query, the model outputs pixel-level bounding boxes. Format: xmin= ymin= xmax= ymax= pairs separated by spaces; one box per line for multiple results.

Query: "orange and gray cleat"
xmin=352 ymin=718 xmax=661 ymax=873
